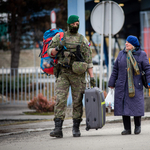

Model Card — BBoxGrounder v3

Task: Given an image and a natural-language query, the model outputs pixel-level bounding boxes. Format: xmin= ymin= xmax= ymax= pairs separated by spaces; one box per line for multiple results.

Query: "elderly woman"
xmin=108 ymin=35 xmax=150 ymax=135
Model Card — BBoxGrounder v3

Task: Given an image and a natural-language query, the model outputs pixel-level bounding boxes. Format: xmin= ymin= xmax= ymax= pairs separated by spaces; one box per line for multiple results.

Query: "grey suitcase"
xmin=84 ymin=87 xmax=106 ymax=131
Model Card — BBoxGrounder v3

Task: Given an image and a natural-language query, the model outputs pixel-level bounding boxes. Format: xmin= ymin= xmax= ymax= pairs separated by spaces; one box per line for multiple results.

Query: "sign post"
xmin=90 ymin=1 xmax=125 ymax=89
xmin=50 ymin=10 xmax=56 ymax=29
xmin=92 ymin=32 xmax=101 ymax=64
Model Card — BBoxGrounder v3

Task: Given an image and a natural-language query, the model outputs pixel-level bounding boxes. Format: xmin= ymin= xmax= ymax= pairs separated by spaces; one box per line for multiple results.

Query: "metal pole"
xmin=33 ymin=48 xmax=36 ymax=68
xmin=108 ymin=1 xmax=112 ymax=79
xmin=145 ymin=12 xmax=149 ymax=58
xmin=54 ymin=75 xmax=56 ymax=96
xmin=17 ymin=69 xmax=19 ymax=102
xmin=6 ymin=69 xmax=8 ymax=103
xmin=36 ymin=68 xmax=38 ymax=97
xmin=10 ymin=68 xmax=11 ymax=103
xmin=2 ymin=67 xmax=4 ymax=104
xmin=47 ymin=75 xmax=49 ymax=100
xmin=25 ymin=69 xmax=27 ymax=101
xmin=32 ymin=70 xmax=34 ymax=99
xmin=140 ymin=12 xmax=144 ymax=50
xmin=21 ymin=68 xmax=23 ymax=102
xmin=100 ymin=1 xmax=105 ymax=90
xmin=13 ymin=69 xmax=15 ymax=103
xmin=50 ymin=75 xmax=52 ymax=99
xmin=28 ymin=69 xmax=30 ymax=101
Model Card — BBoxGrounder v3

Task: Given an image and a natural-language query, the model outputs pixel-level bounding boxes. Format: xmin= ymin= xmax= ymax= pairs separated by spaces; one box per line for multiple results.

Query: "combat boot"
xmin=72 ymin=119 xmax=81 ymax=137
xmin=50 ymin=118 xmax=63 ymax=138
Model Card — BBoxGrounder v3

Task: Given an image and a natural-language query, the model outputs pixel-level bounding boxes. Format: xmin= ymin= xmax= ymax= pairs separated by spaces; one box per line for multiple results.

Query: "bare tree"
xmin=0 ymin=0 xmax=67 ymax=73
xmin=9 ymin=0 xmax=24 ymax=70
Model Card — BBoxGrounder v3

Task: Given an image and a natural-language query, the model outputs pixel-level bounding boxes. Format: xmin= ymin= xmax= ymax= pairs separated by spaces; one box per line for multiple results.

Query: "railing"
xmin=1 ymin=67 xmax=55 ymax=104
xmin=0 ymin=66 xmax=149 ymax=105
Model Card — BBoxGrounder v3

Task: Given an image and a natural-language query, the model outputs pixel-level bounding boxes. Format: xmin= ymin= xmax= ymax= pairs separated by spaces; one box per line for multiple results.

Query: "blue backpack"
xmin=39 ymin=28 xmax=64 ymax=75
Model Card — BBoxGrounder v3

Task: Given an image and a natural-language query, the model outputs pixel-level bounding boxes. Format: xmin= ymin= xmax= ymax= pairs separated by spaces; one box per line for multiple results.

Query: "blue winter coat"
xmin=108 ymin=48 xmax=150 ymax=116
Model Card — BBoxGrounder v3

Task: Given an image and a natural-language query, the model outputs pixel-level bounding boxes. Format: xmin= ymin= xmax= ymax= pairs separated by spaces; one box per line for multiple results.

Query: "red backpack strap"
xmin=59 ymin=32 xmax=64 ymax=41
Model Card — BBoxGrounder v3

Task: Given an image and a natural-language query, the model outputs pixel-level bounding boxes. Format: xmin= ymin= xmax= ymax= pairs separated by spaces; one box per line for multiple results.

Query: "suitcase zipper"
xmin=97 ymin=89 xmax=105 ymax=127
xmin=99 ymin=91 xmax=103 ymax=126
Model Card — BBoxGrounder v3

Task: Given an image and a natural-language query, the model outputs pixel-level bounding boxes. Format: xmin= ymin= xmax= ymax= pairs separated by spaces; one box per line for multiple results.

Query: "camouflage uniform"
xmin=47 ymin=30 xmax=93 ymax=120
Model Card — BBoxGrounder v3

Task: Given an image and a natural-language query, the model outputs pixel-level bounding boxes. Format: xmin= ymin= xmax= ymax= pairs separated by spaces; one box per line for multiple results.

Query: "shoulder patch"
xmin=88 ymin=42 xmax=91 ymax=47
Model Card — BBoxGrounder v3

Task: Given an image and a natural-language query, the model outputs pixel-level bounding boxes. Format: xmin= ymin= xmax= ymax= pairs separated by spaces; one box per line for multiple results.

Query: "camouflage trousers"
xmin=54 ymin=68 xmax=86 ymax=120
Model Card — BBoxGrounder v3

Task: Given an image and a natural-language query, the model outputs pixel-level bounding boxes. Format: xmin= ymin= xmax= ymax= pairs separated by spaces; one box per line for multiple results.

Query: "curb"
xmin=0 ymin=116 xmax=150 ymax=137
xmin=0 ymin=119 xmax=50 ymax=121
xmin=0 ymin=119 xmax=122 ymax=137
xmin=0 ymin=125 xmax=73 ymax=137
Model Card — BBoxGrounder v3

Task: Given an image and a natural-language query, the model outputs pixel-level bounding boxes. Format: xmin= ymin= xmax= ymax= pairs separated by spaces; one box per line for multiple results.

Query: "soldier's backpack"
xmin=39 ymin=28 xmax=64 ymax=75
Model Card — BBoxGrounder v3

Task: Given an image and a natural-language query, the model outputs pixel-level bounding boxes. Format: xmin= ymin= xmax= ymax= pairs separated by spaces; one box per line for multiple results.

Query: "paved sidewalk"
xmin=0 ymin=104 xmax=150 ymax=137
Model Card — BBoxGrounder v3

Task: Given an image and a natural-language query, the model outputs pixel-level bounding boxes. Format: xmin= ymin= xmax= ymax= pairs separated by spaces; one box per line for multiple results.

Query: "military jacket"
xmin=47 ymin=30 xmax=93 ymax=69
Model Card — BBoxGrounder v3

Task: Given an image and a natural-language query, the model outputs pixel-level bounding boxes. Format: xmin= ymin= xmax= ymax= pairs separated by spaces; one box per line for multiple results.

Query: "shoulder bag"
xmin=138 ymin=64 xmax=148 ymax=89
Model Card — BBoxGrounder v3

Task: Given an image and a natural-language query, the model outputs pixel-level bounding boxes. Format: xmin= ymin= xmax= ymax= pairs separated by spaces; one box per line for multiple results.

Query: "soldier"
xmin=47 ymin=15 xmax=96 ymax=138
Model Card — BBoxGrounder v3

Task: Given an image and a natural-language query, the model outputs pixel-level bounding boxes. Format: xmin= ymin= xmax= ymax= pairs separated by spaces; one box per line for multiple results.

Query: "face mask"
xmin=69 ymin=24 xmax=79 ymax=33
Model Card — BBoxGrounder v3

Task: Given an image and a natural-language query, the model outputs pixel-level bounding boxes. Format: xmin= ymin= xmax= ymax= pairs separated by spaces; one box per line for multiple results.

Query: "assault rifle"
xmin=76 ymin=45 xmax=84 ymax=62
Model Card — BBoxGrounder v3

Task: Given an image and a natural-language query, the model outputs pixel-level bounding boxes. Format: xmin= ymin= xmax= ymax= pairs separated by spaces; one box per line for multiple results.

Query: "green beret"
xmin=67 ymin=15 xmax=79 ymax=24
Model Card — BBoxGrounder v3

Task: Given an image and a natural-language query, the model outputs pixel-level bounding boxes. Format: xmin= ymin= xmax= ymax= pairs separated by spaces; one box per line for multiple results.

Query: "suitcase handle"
xmin=93 ymin=98 xmax=95 ymax=102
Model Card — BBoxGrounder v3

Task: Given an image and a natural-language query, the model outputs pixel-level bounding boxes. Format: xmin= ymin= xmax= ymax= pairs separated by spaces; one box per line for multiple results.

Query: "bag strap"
xmin=55 ymin=32 xmax=67 ymax=59
xmin=59 ymin=32 xmax=64 ymax=41
xmin=79 ymin=34 xmax=84 ymax=46
xmin=137 ymin=62 xmax=145 ymax=75
xmin=78 ymin=34 xmax=84 ymax=59
xmin=63 ymin=32 xmax=66 ymax=47
xmin=134 ymin=53 xmax=144 ymax=74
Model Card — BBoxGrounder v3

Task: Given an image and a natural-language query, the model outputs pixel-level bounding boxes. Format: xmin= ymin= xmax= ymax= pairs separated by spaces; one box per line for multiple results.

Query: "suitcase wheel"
xmin=96 ymin=128 xmax=98 ymax=130
xmin=86 ymin=123 xmax=90 ymax=131
xmin=86 ymin=127 xmax=89 ymax=131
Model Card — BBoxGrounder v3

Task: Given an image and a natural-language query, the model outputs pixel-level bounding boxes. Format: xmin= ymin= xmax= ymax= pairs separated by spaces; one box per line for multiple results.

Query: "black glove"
xmin=55 ymin=45 xmax=63 ymax=51
xmin=90 ymin=77 xmax=96 ymax=87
